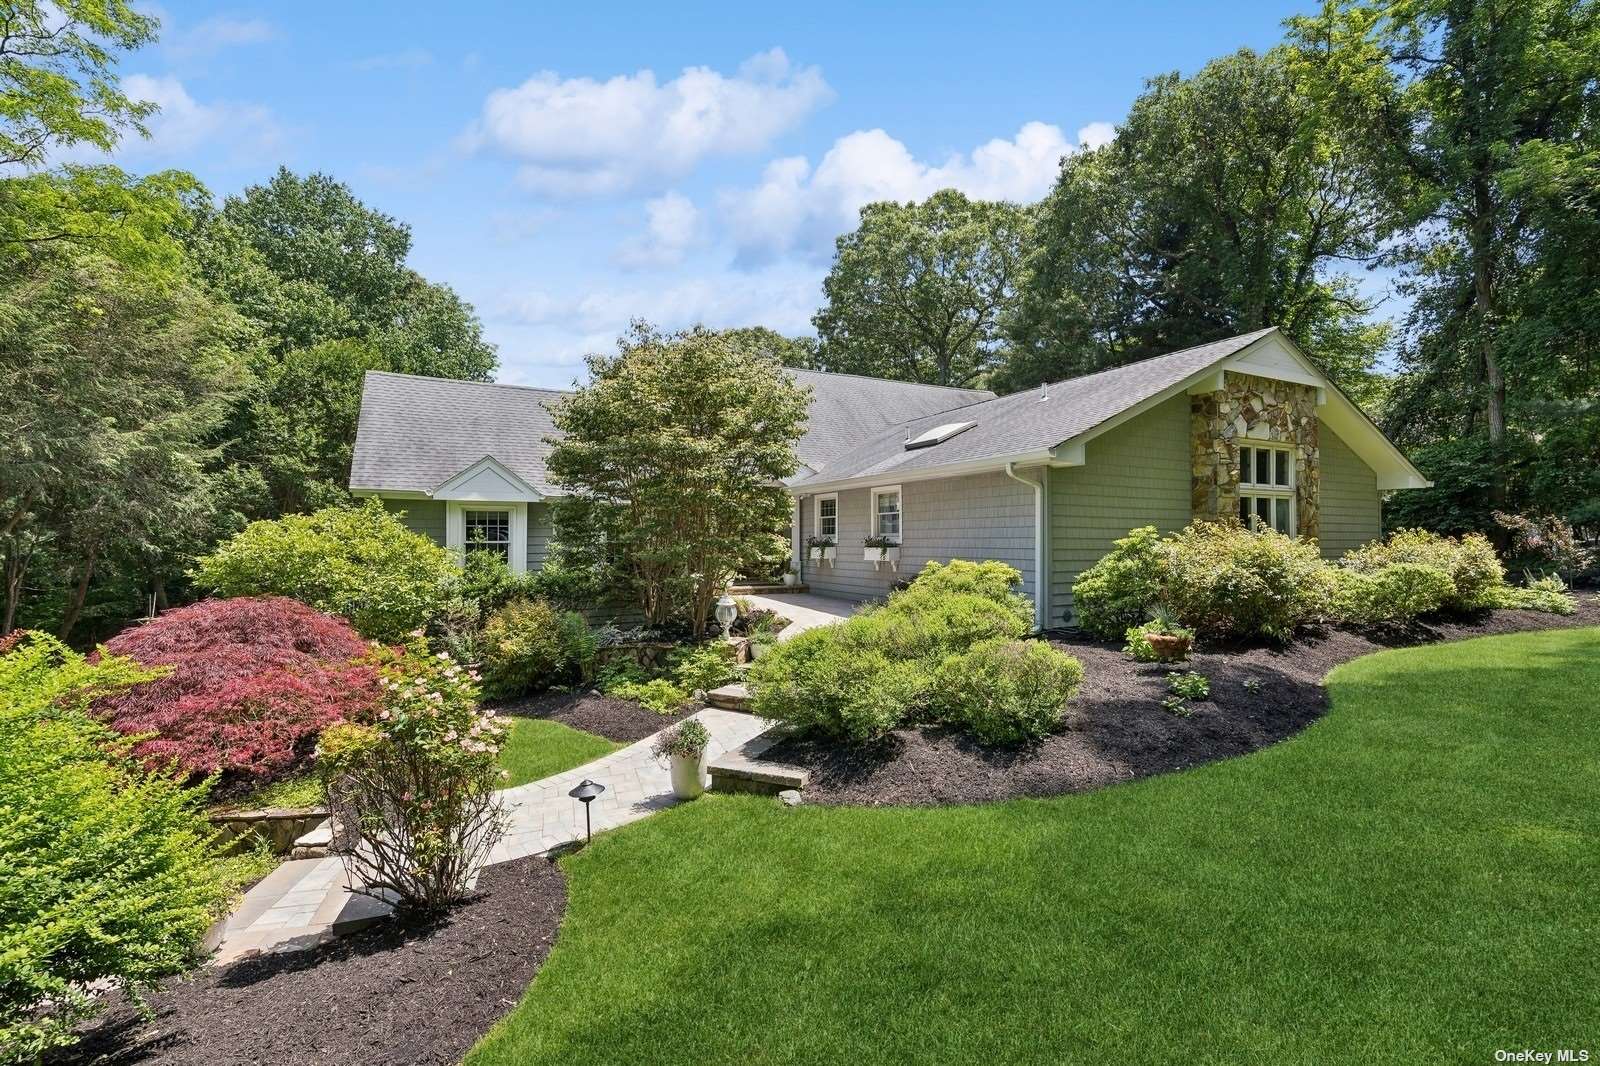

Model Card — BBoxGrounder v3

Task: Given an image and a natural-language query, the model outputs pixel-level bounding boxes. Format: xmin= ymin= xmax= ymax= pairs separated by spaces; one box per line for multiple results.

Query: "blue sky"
xmin=110 ymin=1 xmax=1311 ymax=388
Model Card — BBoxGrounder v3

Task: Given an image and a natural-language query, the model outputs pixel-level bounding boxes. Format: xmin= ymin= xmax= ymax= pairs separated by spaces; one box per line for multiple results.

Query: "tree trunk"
xmin=1470 ymin=183 xmax=1507 ymax=511
xmin=58 ymin=544 xmax=98 ymax=642
xmin=2 ymin=548 xmax=25 ymax=635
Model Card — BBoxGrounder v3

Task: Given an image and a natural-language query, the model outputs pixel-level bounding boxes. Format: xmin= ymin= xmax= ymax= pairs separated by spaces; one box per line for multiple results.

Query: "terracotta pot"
xmin=1145 ymin=632 xmax=1192 ymax=662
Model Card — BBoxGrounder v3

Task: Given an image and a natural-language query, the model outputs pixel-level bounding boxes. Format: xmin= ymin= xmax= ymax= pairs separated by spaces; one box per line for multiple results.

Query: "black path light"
xmin=568 ymin=779 xmax=606 ymax=843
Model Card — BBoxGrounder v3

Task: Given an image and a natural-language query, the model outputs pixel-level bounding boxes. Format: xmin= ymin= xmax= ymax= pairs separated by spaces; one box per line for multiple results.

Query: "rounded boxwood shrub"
xmin=895 ymin=559 xmax=1033 ymax=628
xmin=479 ymin=597 xmax=576 ymax=699
xmin=1332 ymin=562 xmax=1455 ymax=625
xmin=1 ymin=633 xmax=235 ymax=1060
xmin=194 ymin=498 xmax=456 ymax=642
xmin=1069 ymin=526 xmax=1166 ymax=638
xmin=1342 ymin=528 xmax=1505 ymax=612
xmin=748 ymin=624 xmax=934 ymax=742
xmin=933 ymin=639 xmax=1084 ymax=744
xmin=1160 ymin=521 xmax=1335 ymax=642
xmin=94 ymin=597 xmax=382 ymax=786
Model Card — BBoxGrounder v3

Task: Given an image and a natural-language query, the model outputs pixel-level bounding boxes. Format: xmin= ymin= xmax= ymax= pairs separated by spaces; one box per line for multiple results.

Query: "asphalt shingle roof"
xmin=792 ymin=328 xmax=1278 ymax=486
xmin=349 ymin=368 xmax=995 ymax=496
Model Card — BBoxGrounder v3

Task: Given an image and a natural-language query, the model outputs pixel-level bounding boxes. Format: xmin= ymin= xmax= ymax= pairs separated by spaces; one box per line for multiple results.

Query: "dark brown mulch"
xmin=491 ymin=689 xmax=689 ymax=742
xmin=768 ymin=596 xmax=1600 ymax=808
xmin=61 ymin=857 xmax=566 ymax=1066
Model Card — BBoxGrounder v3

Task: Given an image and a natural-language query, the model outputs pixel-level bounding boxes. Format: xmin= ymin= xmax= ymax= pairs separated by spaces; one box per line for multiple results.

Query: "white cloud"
xmin=614 ymin=192 xmax=704 ymax=269
xmin=462 ymin=48 xmax=833 ymax=198
xmin=720 ymin=121 xmax=1099 ymax=262
xmin=117 ymin=74 xmax=283 ymax=165
xmin=162 ymin=14 xmax=278 ymax=57
xmin=352 ymin=47 xmax=434 ymax=71
xmin=1077 ymin=120 xmax=1116 ymax=149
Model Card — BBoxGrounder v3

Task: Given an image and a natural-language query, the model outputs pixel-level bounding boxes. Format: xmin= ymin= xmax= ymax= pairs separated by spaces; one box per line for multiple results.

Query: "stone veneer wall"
xmin=1190 ymin=371 xmax=1321 ymax=540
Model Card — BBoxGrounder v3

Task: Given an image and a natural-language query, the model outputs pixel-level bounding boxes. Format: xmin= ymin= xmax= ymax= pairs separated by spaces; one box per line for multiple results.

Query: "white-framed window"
xmin=464 ymin=509 xmax=511 ymax=562
xmin=445 ymin=501 xmax=528 ymax=573
xmin=814 ymin=493 xmax=838 ymax=542
xmin=1237 ymin=444 xmax=1295 ymax=535
xmin=870 ymin=485 xmax=902 ymax=543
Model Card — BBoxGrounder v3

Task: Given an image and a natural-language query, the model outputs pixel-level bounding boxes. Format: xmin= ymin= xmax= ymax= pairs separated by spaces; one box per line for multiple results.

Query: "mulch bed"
xmin=61 ymin=857 xmax=566 ymax=1066
xmin=768 ymin=596 xmax=1600 ymax=808
xmin=492 ymin=689 xmax=689 ymax=742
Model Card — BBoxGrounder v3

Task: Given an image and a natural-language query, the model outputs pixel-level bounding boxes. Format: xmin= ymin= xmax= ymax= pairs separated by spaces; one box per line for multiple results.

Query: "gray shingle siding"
xmin=1319 ymin=425 xmax=1382 ymax=557
xmin=1049 ymin=394 xmax=1192 ymax=627
xmin=796 ymin=470 xmax=1037 ymax=605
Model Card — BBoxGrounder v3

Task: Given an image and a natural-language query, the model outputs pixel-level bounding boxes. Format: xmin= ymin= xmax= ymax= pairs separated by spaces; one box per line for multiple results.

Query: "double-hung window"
xmin=815 ymin=494 xmax=838 ymax=542
xmin=871 ymin=486 xmax=901 ymax=543
xmin=1237 ymin=444 xmax=1295 ymax=535
xmin=464 ymin=509 xmax=512 ymax=562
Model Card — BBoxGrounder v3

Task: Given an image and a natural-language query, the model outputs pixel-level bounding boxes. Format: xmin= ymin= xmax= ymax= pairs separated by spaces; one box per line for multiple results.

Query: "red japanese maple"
xmin=96 ymin=597 xmax=383 ymax=784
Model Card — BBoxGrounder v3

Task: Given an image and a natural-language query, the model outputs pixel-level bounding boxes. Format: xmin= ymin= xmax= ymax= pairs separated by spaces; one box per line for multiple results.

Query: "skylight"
xmin=904 ymin=421 xmax=977 ymax=450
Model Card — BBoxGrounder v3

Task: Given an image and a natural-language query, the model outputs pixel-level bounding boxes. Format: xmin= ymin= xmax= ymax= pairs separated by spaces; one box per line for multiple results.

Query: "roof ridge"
xmin=364 ymin=369 xmax=574 ymax=396
xmin=787 ymin=367 xmax=996 ymax=395
xmin=1040 ymin=326 xmax=1279 ymax=392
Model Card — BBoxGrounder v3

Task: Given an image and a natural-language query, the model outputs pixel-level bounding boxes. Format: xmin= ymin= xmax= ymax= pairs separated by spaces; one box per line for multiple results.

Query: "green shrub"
xmin=933 ymin=639 xmax=1084 ymax=744
xmin=877 ymin=591 xmax=1031 ymax=659
xmin=1493 ymin=574 xmax=1577 ymax=615
xmin=1070 ymin=526 xmax=1166 ymax=638
xmin=479 ymin=598 xmax=571 ymax=698
xmin=897 ymin=559 xmax=1033 ymax=628
xmin=651 ymin=718 xmax=710 ymax=760
xmin=525 ymin=558 xmax=606 ymax=610
xmin=193 ymin=498 xmax=455 ymax=642
xmin=749 ymin=624 xmax=934 ymax=742
xmin=608 ymin=677 xmax=690 ymax=713
xmin=0 ymin=634 xmax=234 ymax=1061
xmin=1161 ymin=521 xmax=1334 ymax=642
xmin=1332 ymin=563 xmax=1455 ymax=625
xmin=457 ymin=550 xmax=529 ymax=620
xmin=1342 ymin=528 xmax=1505 ymax=612
xmin=559 ymin=610 xmax=600 ymax=682
xmin=1166 ymin=670 xmax=1211 ymax=700
xmin=672 ymin=642 xmax=738 ymax=694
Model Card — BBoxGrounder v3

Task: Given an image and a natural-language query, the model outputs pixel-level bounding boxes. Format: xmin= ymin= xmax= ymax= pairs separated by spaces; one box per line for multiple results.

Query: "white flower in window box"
xmin=863 ymin=536 xmax=900 ymax=567
xmin=806 ymin=536 xmax=836 ymax=564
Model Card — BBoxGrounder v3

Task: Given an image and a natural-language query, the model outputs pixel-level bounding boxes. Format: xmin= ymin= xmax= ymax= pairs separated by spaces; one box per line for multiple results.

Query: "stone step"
xmin=288 ymin=816 xmax=333 ymax=859
xmin=708 ymin=753 xmax=808 ymax=796
xmin=705 ymin=682 xmax=751 ymax=712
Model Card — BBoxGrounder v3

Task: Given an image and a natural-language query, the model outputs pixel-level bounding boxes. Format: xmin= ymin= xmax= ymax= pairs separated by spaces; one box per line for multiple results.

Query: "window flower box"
xmin=807 ymin=538 xmax=836 ymax=565
xmin=863 ymin=538 xmax=900 ymax=568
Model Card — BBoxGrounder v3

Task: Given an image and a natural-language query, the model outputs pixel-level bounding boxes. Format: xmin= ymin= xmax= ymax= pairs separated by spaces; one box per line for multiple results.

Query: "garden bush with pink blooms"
xmin=93 ymin=597 xmax=382 ymax=789
xmin=317 ymin=636 xmax=509 ymax=911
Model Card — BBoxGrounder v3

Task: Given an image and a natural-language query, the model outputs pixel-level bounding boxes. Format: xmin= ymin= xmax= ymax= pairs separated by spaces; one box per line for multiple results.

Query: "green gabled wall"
xmin=1318 ymin=425 xmax=1382 ymax=557
xmin=1049 ymin=394 xmax=1192 ymax=628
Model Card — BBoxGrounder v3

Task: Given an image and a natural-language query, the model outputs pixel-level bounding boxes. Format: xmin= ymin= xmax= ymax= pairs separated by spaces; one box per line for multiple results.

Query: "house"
xmin=349 ymin=327 xmax=1429 ymax=630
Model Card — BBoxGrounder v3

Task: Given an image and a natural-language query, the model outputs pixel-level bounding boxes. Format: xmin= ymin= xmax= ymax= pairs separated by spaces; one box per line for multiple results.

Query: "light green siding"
xmin=383 ymin=498 xmax=445 ymax=542
xmin=1048 ymin=394 xmax=1192 ymax=628
xmin=1318 ymin=425 xmax=1381 ymax=557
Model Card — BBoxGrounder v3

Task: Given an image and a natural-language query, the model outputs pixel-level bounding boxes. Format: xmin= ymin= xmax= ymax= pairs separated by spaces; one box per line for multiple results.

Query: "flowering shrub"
xmin=193 ymin=498 xmax=456 ymax=642
xmin=1493 ymin=511 xmax=1593 ymax=581
xmin=1 ymin=634 xmax=234 ymax=1060
xmin=94 ymin=598 xmax=382 ymax=785
xmin=317 ymin=637 xmax=507 ymax=912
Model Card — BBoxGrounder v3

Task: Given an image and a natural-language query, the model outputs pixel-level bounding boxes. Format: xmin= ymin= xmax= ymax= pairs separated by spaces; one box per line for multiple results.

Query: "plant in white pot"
xmin=653 ymin=718 xmax=712 ymax=800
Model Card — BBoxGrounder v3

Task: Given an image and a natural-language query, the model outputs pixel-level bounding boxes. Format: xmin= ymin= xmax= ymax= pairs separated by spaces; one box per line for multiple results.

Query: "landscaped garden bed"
xmin=768 ymin=594 xmax=1600 ymax=806
xmin=59 ymin=856 xmax=565 ymax=1066
xmin=494 ymin=689 xmax=693 ymax=742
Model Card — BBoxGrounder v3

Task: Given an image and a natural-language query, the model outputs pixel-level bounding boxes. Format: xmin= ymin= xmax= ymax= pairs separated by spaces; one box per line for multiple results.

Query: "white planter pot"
xmin=808 ymin=546 xmax=835 ymax=564
xmin=781 ymin=571 xmax=799 ymax=587
xmin=750 ymin=641 xmax=771 ymax=660
xmin=669 ymin=751 xmax=707 ymax=799
xmin=864 ymin=545 xmax=901 ymax=566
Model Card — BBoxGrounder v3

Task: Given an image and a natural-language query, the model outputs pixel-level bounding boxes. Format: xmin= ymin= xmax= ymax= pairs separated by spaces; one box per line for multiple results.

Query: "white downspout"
xmin=791 ymin=495 xmax=804 ymax=585
xmin=1004 ymin=462 xmax=1045 ymax=632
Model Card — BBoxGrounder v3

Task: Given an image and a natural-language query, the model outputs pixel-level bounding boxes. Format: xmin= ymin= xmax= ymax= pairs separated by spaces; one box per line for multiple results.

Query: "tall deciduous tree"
xmin=548 ymin=324 xmax=809 ymax=636
xmin=1004 ymin=47 xmax=1389 ymax=399
xmin=1290 ymin=0 xmax=1600 ymax=513
xmin=812 ymin=189 xmax=1029 ymax=388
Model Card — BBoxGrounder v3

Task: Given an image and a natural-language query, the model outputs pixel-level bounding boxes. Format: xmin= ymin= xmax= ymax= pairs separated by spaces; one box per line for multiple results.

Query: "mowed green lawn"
xmin=468 ymin=629 xmax=1600 ymax=1065
xmin=496 ymin=718 xmax=621 ymax=789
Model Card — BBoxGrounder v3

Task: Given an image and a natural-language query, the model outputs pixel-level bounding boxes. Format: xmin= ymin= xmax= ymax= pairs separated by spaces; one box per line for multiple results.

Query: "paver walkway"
xmin=740 ymin=591 xmax=855 ymax=640
xmin=212 ymin=708 xmax=772 ymax=964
